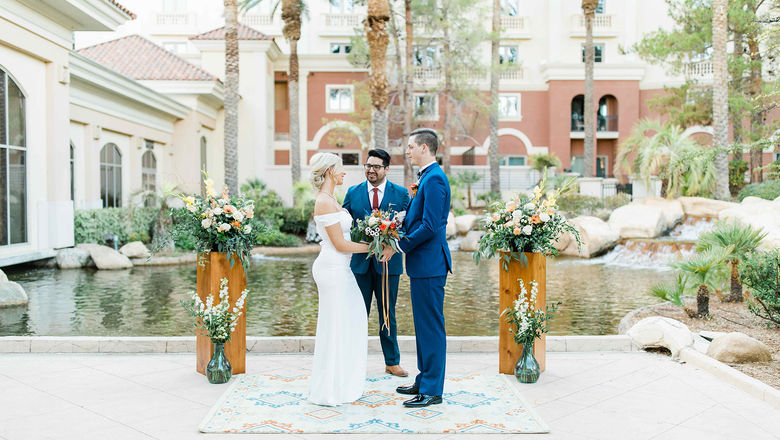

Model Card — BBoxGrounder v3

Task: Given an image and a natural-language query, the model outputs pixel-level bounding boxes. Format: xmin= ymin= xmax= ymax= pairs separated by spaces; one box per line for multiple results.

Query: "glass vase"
xmin=206 ymin=342 xmax=232 ymax=384
xmin=514 ymin=340 xmax=540 ymax=384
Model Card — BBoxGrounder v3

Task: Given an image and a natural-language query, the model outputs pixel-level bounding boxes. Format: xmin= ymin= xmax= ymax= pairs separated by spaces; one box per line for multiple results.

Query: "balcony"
xmin=241 ymin=14 xmax=272 ymax=26
xmin=571 ymin=114 xmax=619 ymax=138
xmin=500 ymin=15 xmax=530 ymax=35
xmin=499 ymin=67 xmax=523 ymax=81
xmin=570 ymin=14 xmax=618 ymax=37
xmin=324 ymin=13 xmax=361 ymax=28
xmin=414 ymin=66 xmax=442 ymax=81
xmin=685 ymin=61 xmax=713 ymax=81
xmin=156 ymin=13 xmax=190 ymax=25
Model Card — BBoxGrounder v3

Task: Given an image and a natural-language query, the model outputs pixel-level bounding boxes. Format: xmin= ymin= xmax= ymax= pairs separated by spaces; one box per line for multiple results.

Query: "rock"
xmin=608 ymin=204 xmax=666 ymax=239
xmin=459 ymin=231 xmax=485 ymax=252
xmin=454 ymin=215 xmax=478 ymax=234
xmin=706 ymin=332 xmax=772 ymax=364
xmin=627 ymin=316 xmax=694 ymax=358
xmin=119 ymin=241 xmax=150 ymax=259
xmin=719 ymin=197 xmax=780 ymax=251
xmin=560 ymin=216 xmax=619 ymax=258
xmin=446 ymin=212 xmax=456 ymax=239
xmin=553 ymin=229 xmax=571 ymax=251
xmin=678 ymin=197 xmax=737 ymax=217
xmin=56 ymin=247 xmax=92 ymax=269
xmin=641 ymin=198 xmax=684 ymax=231
xmin=0 ymin=281 xmax=28 ymax=307
xmin=76 ymin=243 xmax=132 ymax=270
xmin=0 ymin=269 xmax=7 ymax=283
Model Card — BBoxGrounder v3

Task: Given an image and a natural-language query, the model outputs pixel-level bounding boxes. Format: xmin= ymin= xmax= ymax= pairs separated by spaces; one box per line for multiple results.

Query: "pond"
xmin=0 ymin=251 xmax=674 ymax=337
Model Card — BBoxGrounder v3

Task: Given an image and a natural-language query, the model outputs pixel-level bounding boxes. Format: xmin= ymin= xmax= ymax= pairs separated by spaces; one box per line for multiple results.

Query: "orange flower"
xmin=530 ymin=215 xmax=541 ymax=224
xmin=231 ymin=221 xmax=241 ymax=229
xmin=513 ymin=227 xmax=522 ymax=235
xmin=380 ymin=223 xmax=388 ymax=231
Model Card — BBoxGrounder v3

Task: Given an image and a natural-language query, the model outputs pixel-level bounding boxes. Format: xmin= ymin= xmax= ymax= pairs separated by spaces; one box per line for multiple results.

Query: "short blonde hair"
xmin=309 ymin=152 xmax=343 ymax=189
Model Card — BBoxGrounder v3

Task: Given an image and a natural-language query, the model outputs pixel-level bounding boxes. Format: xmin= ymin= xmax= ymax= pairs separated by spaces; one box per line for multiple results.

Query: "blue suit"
xmin=343 ymin=180 xmax=410 ymax=366
xmin=398 ymin=162 xmax=452 ymax=396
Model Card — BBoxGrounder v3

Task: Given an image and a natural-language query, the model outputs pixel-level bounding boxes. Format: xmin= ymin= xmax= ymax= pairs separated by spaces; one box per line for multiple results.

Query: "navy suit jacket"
xmin=343 ymin=180 xmax=410 ymax=275
xmin=399 ymin=162 xmax=452 ymax=278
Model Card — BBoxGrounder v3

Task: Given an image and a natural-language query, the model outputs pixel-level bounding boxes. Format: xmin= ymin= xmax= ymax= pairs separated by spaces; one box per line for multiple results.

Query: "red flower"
xmin=380 ymin=223 xmax=388 ymax=231
xmin=410 ymin=183 xmax=419 ymax=197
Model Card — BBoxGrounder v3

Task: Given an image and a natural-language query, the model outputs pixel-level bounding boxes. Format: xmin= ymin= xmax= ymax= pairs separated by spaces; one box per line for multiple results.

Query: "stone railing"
xmin=324 ymin=13 xmax=361 ymax=28
xmin=499 ymin=67 xmax=523 ymax=81
xmin=241 ymin=14 xmax=272 ymax=26
xmin=572 ymin=14 xmax=615 ymax=30
xmin=685 ymin=61 xmax=714 ymax=80
xmin=414 ymin=66 xmax=442 ymax=81
xmin=155 ymin=13 xmax=189 ymax=26
xmin=500 ymin=15 xmax=528 ymax=32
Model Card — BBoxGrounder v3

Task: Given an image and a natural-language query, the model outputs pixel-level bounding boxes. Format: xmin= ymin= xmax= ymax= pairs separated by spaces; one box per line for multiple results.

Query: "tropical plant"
xmin=696 ymin=221 xmax=766 ymax=302
xmin=673 ymin=246 xmax=732 ymax=318
xmin=366 ymin=0 xmax=390 ymax=150
xmin=529 ymin=154 xmax=562 ymax=174
xmin=224 ymin=0 xmax=240 ymax=195
xmin=710 ymin=0 xmax=730 ymax=200
xmin=131 ymin=182 xmax=181 ymax=253
xmin=455 ymin=171 xmax=482 ymax=209
xmin=728 ymin=159 xmax=749 ymax=195
xmin=488 ymin=0 xmax=500 ymax=193
xmin=737 ymin=180 xmax=780 ymax=201
xmin=650 ymin=273 xmax=689 ymax=309
xmin=740 ymin=249 xmax=780 ymax=326
xmin=581 ymin=0 xmax=599 ymax=178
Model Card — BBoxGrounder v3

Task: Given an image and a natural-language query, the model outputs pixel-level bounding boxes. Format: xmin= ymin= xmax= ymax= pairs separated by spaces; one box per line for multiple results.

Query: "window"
xmin=413 ymin=46 xmax=438 ymax=67
xmin=274 ymin=82 xmax=288 ymax=111
xmin=163 ymin=42 xmax=187 ymax=54
xmin=499 ymin=156 xmax=526 ymax=166
xmin=329 ymin=0 xmax=354 ymax=13
xmin=70 ymin=143 xmax=75 ymax=201
xmin=0 ymin=69 xmax=27 ymax=245
xmin=100 ymin=143 xmax=122 ymax=208
xmin=581 ymin=44 xmax=604 ymax=63
xmin=596 ymin=0 xmax=605 ymax=13
xmin=326 ymin=86 xmax=354 ymax=113
xmin=571 ymin=156 xmax=584 ymax=176
xmin=500 ymin=0 xmax=518 ymax=16
xmin=339 ymin=152 xmax=359 ymax=165
xmin=571 ymin=95 xmax=584 ymax=131
xmin=330 ymin=43 xmax=352 ymax=54
xmin=499 ymin=46 xmax=518 ymax=65
xmin=596 ymin=155 xmax=608 ymax=178
xmin=142 ymin=142 xmax=157 ymax=207
xmin=498 ymin=95 xmax=520 ymax=119
xmin=162 ymin=0 xmax=187 ymax=12
xmin=414 ymin=94 xmax=438 ymax=119
xmin=598 ymin=95 xmax=618 ymax=131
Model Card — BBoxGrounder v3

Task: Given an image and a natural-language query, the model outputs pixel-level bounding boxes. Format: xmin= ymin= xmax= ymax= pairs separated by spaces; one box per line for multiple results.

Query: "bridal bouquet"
xmin=181 ymin=278 xmax=249 ymax=344
xmin=502 ymin=279 xmax=560 ymax=347
xmin=350 ymin=209 xmax=404 ymax=259
xmin=171 ymin=175 xmax=257 ymax=267
xmin=474 ymin=175 xmax=580 ymax=269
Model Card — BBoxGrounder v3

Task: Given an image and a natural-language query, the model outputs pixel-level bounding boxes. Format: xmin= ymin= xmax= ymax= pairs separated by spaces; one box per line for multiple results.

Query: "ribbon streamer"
xmin=381 ymin=260 xmax=390 ymax=336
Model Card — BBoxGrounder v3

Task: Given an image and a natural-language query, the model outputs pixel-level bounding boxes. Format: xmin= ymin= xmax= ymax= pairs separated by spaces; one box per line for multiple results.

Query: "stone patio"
xmin=0 ymin=352 xmax=778 ymax=440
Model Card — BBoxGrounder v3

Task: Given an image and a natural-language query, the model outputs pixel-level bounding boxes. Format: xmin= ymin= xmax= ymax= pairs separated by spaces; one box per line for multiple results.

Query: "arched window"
xmin=142 ymin=147 xmax=157 ymax=206
xmin=571 ymin=95 xmax=584 ymax=132
xmin=70 ymin=142 xmax=75 ymax=201
xmin=0 ymin=68 xmax=27 ymax=245
xmin=598 ymin=95 xmax=618 ymax=132
xmin=100 ymin=143 xmax=122 ymax=208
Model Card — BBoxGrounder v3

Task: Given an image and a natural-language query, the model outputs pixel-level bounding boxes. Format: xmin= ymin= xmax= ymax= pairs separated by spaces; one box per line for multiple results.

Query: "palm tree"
xmin=581 ymin=0 xmax=598 ymax=178
xmin=366 ymin=0 xmax=390 ymax=151
xmin=282 ymin=0 xmax=304 ymax=195
xmin=455 ymin=171 xmax=482 ymax=209
xmin=650 ymin=273 xmax=691 ymax=314
xmin=488 ymin=0 xmax=500 ymax=193
xmin=224 ymin=0 xmax=240 ymax=195
xmin=696 ymin=221 xmax=766 ymax=303
xmin=403 ymin=0 xmax=414 ymax=188
xmin=674 ymin=246 xmax=731 ymax=318
xmin=711 ymin=0 xmax=730 ymax=200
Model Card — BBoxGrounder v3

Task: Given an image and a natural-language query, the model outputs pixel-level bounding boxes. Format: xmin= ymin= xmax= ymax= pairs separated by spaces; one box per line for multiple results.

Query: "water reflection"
xmin=1 ymin=252 xmax=673 ymax=337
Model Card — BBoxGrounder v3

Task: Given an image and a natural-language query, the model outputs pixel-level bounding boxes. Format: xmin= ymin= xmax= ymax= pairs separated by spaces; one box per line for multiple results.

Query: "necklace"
xmin=318 ymin=191 xmax=337 ymax=201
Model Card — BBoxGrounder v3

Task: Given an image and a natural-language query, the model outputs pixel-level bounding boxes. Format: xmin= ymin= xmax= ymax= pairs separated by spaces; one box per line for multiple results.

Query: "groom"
xmin=343 ymin=149 xmax=411 ymax=378
xmin=381 ymin=128 xmax=452 ymax=408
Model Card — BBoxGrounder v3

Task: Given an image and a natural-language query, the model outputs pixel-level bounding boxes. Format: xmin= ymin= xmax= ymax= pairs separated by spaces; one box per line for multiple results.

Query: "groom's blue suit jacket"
xmin=399 ymin=162 xmax=452 ymax=278
xmin=343 ymin=180 xmax=410 ymax=276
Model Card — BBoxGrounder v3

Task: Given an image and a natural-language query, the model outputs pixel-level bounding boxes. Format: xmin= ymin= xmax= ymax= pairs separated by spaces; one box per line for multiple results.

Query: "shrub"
xmin=556 ymin=194 xmax=603 ymax=217
xmin=74 ymin=207 xmax=158 ymax=245
xmin=728 ymin=159 xmax=749 ymax=195
xmin=278 ymin=201 xmax=314 ymax=235
xmin=740 ymin=249 xmax=780 ymax=326
xmin=764 ymin=160 xmax=780 ymax=181
xmin=255 ymin=227 xmax=301 ymax=247
xmin=529 ymin=153 xmax=562 ymax=173
xmin=737 ymin=180 xmax=780 ymax=201
xmin=604 ymin=193 xmax=631 ymax=211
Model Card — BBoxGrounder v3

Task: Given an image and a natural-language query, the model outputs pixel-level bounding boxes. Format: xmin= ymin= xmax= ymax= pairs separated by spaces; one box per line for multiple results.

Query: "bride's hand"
xmin=379 ymin=243 xmax=395 ymax=262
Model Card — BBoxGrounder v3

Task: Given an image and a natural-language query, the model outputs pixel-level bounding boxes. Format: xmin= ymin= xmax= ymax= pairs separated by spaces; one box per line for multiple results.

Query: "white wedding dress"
xmin=309 ymin=210 xmax=368 ymax=406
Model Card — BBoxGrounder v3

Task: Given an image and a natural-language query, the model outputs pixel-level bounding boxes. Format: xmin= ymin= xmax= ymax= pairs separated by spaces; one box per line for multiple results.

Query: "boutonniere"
xmin=410 ymin=182 xmax=419 ymax=198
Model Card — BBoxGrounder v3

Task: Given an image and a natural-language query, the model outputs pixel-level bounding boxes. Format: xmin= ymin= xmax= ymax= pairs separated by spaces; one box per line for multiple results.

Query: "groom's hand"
xmin=379 ymin=244 xmax=396 ymax=262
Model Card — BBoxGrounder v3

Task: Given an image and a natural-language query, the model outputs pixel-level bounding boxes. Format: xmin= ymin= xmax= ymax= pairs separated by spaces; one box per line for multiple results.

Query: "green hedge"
xmin=556 ymin=193 xmax=631 ymax=218
xmin=255 ymin=228 xmax=302 ymax=247
xmin=737 ymin=180 xmax=780 ymax=202
xmin=74 ymin=207 xmax=158 ymax=245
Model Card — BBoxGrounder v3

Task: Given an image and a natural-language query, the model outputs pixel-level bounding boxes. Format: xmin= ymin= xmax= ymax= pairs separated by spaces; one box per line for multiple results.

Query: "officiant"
xmin=342 ymin=149 xmax=411 ymax=377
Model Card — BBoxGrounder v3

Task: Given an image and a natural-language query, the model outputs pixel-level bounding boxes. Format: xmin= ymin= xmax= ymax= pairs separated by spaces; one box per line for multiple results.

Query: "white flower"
xmin=187 ymin=204 xmax=197 ymax=213
xmin=218 ymin=223 xmax=231 ymax=232
xmin=233 ymin=211 xmax=245 ymax=222
xmin=368 ymin=217 xmax=380 ymax=226
xmin=512 ymin=210 xmax=524 ymax=224
xmin=213 ymin=207 xmax=223 ymax=216
xmin=524 ymin=202 xmax=536 ymax=211
xmin=522 ymin=225 xmax=533 ymax=235
xmin=243 ymin=225 xmax=252 ymax=234
xmin=539 ymin=212 xmax=550 ymax=223
xmin=201 ymin=218 xmax=212 ymax=229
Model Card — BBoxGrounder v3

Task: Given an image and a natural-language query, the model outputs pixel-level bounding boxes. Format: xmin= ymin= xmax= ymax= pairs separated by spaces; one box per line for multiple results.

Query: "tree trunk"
xmin=697 ymin=284 xmax=710 ymax=318
xmin=731 ymin=31 xmax=743 ymax=146
xmin=728 ymin=261 xmax=743 ymax=303
xmin=583 ymin=9 xmax=595 ymax=178
xmin=289 ymin=42 xmax=301 ymax=189
xmin=489 ymin=0 xmax=501 ymax=194
xmin=748 ymin=36 xmax=764 ymax=183
xmin=403 ymin=0 xmax=414 ymax=188
xmin=441 ymin=6 xmax=452 ymax=175
xmin=711 ymin=0 xmax=730 ymax=200
xmin=372 ymin=108 xmax=389 ymax=150
xmin=366 ymin=0 xmax=390 ymax=151
xmin=223 ymin=0 xmax=240 ymax=195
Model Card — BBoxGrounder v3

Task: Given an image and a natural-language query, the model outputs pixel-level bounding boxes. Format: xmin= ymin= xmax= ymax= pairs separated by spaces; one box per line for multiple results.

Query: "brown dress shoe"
xmin=385 ymin=365 xmax=409 ymax=377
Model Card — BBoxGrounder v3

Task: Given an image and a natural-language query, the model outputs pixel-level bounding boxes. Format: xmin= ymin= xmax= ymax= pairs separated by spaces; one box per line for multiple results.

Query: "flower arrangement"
xmin=181 ymin=278 xmax=249 ymax=343
xmin=502 ymin=279 xmax=560 ymax=346
xmin=350 ymin=209 xmax=404 ymax=259
xmin=474 ymin=175 xmax=581 ymax=270
xmin=171 ymin=176 xmax=257 ymax=267
xmin=410 ymin=182 xmax=419 ymax=198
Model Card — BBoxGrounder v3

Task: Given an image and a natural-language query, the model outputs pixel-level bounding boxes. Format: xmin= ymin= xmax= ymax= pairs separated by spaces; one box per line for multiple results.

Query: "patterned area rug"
xmin=199 ymin=373 xmax=549 ymax=434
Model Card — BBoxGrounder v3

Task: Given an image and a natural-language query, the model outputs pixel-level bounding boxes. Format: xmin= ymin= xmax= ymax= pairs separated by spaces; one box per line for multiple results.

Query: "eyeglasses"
xmin=364 ymin=164 xmax=386 ymax=171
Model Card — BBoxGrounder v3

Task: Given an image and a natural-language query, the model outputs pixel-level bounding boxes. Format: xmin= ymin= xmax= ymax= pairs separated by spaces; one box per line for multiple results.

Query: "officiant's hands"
xmin=379 ymin=243 xmax=396 ymax=263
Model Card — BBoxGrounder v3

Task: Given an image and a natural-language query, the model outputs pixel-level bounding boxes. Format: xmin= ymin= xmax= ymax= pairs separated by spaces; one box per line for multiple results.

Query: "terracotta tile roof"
xmin=108 ymin=0 xmax=136 ymax=19
xmin=190 ymin=23 xmax=274 ymax=41
xmin=77 ymin=35 xmax=219 ymax=82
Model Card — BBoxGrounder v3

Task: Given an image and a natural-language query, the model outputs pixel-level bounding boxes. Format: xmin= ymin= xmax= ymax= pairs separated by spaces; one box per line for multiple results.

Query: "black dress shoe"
xmin=396 ymin=384 xmax=419 ymax=395
xmin=403 ymin=394 xmax=443 ymax=408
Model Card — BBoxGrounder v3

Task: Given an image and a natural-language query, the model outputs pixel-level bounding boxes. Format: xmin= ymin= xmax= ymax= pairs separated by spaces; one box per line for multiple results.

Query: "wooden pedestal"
xmin=196 ymin=252 xmax=247 ymax=375
xmin=498 ymin=252 xmax=546 ymax=374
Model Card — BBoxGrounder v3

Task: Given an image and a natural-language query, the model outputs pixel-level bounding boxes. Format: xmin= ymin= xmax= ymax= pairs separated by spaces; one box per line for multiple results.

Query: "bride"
xmin=308 ymin=152 xmax=370 ymax=406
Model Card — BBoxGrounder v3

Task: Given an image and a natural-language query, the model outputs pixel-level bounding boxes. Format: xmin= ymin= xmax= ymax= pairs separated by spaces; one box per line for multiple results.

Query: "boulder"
xmin=627 ymin=316 xmax=694 ymax=358
xmin=678 ymin=196 xmax=738 ymax=217
xmin=608 ymin=204 xmax=666 ymax=239
xmin=446 ymin=212 xmax=456 ymax=239
xmin=459 ymin=231 xmax=485 ymax=252
xmin=706 ymin=332 xmax=772 ymax=364
xmin=0 ymin=281 xmax=28 ymax=307
xmin=119 ymin=241 xmax=150 ymax=259
xmin=454 ymin=215 xmax=478 ymax=234
xmin=553 ymin=229 xmax=571 ymax=252
xmin=0 ymin=269 xmax=7 ymax=283
xmin=640 ymin=198 xmax=684 ymax=231
xmin=56 ymin=247 xmax=92 ymax=269
xmin=76 ymin=243 xmax=132 ymax=270
xmin=560 ymin=216 xmax=619 ymax=258
xmin=719 ymin=197 xmax=780 ymax=251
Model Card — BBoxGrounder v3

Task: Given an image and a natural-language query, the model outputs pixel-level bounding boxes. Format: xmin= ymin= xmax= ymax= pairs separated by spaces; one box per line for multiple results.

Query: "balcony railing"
xmin=571 ymin=115 xmax=618 ymax=132
xmin=324 ymin=14 xmax=361 ymax=28
xmin=571 ymin=14 xmax=616 ymax=32
xmin=685 ymin=61 xmax=713 ymax=80
xmin=241 ymin=14 xmax=272 ymax=26
xmin=500 ymin=15 xmax=528 ymax=32
xmin=414 ymin=66 xmax=442 ymax=81
xmin=156 ymin=13 xmax=189 ymax=25
xmin=499 ymin=67 xmax=523 ymax=80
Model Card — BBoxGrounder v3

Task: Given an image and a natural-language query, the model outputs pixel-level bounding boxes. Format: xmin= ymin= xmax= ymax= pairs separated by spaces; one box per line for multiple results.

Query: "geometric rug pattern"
xmin=199 ymin=373 xmax=549 ymax=434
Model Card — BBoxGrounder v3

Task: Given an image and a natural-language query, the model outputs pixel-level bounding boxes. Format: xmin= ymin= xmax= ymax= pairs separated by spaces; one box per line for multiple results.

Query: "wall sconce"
xmin=335 ymin=141 xmax=345 ymax=148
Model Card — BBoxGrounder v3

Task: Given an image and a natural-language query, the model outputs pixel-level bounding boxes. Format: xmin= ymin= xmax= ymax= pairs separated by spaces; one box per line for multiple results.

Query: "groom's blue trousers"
xmin=354 ymin=259 xmax=401 ymax=366
xmin=410 ymin=275 xmax=447 ymax=396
